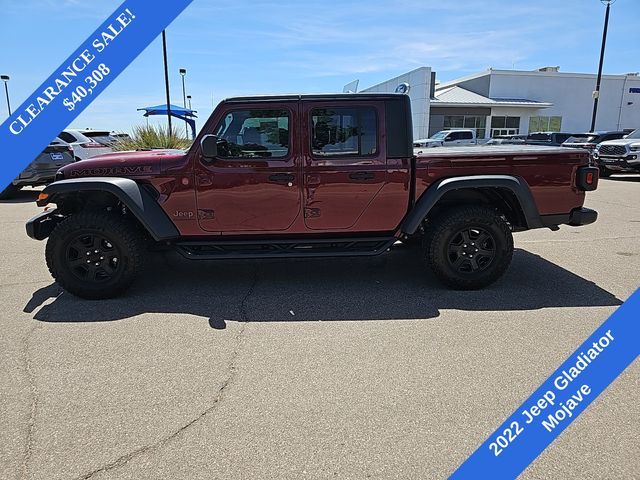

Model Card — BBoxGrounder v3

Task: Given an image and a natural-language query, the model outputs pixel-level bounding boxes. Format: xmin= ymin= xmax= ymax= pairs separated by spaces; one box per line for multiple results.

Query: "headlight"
xmin=630 ymin=145 xmax=640 ymax=152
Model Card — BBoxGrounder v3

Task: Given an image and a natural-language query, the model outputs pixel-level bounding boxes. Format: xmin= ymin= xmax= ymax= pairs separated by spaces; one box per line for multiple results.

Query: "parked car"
xmin=58 ymin=129 xmax=116 ymax=160
xmin=414 ymin=129 xmax=477 ymax=149
xmin=485 ymin=134 xmax=527 ymax=145
xmin=562 ymin=131 xmax=627 ymax=151
xmin=525 ymin=132 xmax=586 ymax=146
xmin=592 ymin=128 xmax=640 ymax=176
xmin=26 ymin=94 xmax=599 ymax=299
xmin=0 ymin=138 xmax=74 ymax=200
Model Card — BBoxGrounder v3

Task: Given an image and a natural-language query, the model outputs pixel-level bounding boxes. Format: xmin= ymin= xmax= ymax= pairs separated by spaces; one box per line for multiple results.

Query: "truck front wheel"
xmin=424 ymin=206 xmax=513 ymax=290
xmin=45 ymin=212 xmax=144 ymax=299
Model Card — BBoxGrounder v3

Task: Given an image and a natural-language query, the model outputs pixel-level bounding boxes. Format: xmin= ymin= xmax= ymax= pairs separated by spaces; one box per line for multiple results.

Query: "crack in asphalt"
xmin=74 ymin=268 xmax=260 ymax=480
xmin=21 ymin=324 xmax=41 ymax=480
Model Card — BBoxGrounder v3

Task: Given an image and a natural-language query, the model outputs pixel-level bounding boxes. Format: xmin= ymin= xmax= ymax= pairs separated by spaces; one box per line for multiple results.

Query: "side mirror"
xmin=201 ymin=134 xmax=219 ymax=160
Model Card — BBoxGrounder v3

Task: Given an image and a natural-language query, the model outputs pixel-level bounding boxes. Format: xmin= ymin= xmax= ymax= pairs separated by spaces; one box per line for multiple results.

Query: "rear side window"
xmin=58 ymin=131 xmax=78 ymax=143
xmin=84 ymin=131 xmax=115 ymax=146
xmin=460 ymin=131 xmax=473 ymax=140
xmin=311 ymin=107 xmax=377 ymax=156
xmin=215 ymin=109 xmax=290 ymax=158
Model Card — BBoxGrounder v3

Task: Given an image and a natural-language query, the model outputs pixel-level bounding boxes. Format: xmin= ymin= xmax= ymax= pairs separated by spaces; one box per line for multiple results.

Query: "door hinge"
xmin=198 ymin=209 xmax=216 ymax=220
xmin=304 ymin=207 xmax=321 ymax=218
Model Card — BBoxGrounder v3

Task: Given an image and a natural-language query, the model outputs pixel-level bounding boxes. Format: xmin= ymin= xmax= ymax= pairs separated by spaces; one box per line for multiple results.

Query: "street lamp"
xmin=187 ymin=95 xmax=192 ymax=110
xmin=590 ymin=0 xmax=615 ymax=132
xmin=161 ymin=30 xmax=172 ymax=133
xmin=1 ymin=75 xmax=11 ymax=117
xmin=179 ymin=68 xmax=188 ymax=137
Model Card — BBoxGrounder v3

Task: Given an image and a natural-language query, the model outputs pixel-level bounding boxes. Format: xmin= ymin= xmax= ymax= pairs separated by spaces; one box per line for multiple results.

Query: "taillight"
xmin=576 ymin=166 xmax=599 ymax=191
xmin=80 ymin=142 xmax=103 ymax=148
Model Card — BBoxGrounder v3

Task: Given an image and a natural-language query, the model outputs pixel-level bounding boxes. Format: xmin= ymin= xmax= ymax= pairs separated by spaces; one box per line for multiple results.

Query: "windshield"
xmin=626 ymin=129 xmax=640 ymax=139
xmin=430 ymin=131 xmax=448 ymax=140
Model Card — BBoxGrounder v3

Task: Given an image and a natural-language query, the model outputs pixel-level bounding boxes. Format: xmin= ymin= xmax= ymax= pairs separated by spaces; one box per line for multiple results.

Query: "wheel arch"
xmin=402 ymin=175 xmax=543 ymax=235
xmin=40 ymin=177 xmax=179 ymax=241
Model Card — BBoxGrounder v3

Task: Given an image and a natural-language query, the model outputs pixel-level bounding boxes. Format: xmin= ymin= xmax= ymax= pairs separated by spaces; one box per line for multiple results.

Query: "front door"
xmin=302 ymin=101 xmax=386 ymax=230
xmin=195 ymin=103 xmax=301 ymax=233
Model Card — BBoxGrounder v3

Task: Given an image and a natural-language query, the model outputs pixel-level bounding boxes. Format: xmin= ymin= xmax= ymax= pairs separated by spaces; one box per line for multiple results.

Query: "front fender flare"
xmin=40 ymin=177 xmax=179 ymax=241
xmin=401 ymin=175 xmax=543 ymax=234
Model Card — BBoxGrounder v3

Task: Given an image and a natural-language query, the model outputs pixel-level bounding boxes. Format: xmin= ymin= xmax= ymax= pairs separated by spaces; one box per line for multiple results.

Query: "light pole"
xmin=179 ymin=68 xmax=188 ymax=137
xmin=590 ymin=0 xmax=615 ymax=133
xmin=162 ymin=30 xmax=172 ymax=133
xmin=187 ymin=95 xmax=192 ymax=110
xmin=1 ymin=75 xmax=11 ymax=116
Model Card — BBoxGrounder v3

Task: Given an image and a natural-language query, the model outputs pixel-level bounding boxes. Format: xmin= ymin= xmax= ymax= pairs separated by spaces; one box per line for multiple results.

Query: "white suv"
xmin=58 ymin=129 xmax=116 ymax=160
xmin=593 ymin=129 xmax=640 ymax=177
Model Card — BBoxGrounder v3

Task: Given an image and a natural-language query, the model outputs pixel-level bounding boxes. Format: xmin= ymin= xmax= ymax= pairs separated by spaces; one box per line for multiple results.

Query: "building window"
xmin=443 ymin=115 xmax=486 ymax=139
xmin=529 ymin=116 xmax=562 ymax=133
xmin=490 ymin=116 xmax=521 ymax=138
xmin=215 ymin=109 xmax=290 ymax=158
xmin=311 ymin=107 xmax=377 ymax=157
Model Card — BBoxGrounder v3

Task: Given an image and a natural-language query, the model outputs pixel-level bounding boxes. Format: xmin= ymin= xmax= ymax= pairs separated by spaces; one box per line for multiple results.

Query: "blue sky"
xmin=1 ymin=0 xmax=639 ymax=133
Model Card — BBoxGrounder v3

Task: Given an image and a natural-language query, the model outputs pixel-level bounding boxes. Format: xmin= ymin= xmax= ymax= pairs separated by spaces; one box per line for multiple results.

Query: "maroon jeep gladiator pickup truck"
xmin=26 ymin=94 xmax=599 ymax=299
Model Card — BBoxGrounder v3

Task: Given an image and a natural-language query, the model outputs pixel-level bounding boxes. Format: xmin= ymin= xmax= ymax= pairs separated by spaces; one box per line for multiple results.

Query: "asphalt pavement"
xmin=0 ymin=175 xmax=638 ymax=480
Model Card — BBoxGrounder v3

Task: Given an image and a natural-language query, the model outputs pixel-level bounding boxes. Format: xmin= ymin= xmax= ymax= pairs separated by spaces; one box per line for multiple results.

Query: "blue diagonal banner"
xmin=450 ymin=288 xmax=639 ymax=479
xmin=0 ymin=0 xmax=193 ymax=189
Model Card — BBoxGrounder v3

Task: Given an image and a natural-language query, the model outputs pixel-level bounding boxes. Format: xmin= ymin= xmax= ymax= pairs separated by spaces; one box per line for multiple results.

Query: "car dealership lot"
xmin=0 ymin=177 xmax=638 ymax=480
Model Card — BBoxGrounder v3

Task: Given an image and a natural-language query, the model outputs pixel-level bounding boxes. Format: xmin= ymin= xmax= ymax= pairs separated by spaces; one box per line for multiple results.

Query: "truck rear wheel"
xmin=424 ymin=206 xmax=513 ymax=290
xmin=45 ymin=212 xmax=144 ymax=299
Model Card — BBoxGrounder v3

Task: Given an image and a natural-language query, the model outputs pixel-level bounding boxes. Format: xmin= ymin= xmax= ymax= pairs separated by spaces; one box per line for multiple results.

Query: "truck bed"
xmin=415 ymin=145 xmax=576 ymax=157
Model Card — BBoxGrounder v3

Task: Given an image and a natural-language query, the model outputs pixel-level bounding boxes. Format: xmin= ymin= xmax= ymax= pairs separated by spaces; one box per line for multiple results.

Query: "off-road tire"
xmin=46 ymin=211 xmax=145 ymax=299
xmin=0 ymin=184 xmax=21 ymax=200
xmin=424 ymin=205 xmax=513 ymax=290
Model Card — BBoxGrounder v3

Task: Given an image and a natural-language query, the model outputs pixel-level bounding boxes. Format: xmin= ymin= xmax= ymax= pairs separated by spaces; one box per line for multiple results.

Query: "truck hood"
xmin=59 ymin=149 xmax=187 ymax=179
xmin=598 ymin=139 xmax=639 ymax=147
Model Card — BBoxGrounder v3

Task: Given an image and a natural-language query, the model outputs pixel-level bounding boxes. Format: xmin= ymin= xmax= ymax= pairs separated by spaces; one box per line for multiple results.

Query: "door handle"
xmin=349 ymin=171 xmax=375 ymax=181
xmin=269 ymin=173 xmax=295 ymax=183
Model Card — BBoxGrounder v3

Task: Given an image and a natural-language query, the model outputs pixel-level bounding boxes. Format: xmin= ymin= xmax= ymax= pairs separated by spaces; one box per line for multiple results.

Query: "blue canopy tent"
xmin=137 ymin=104 xmax=198 ymax=139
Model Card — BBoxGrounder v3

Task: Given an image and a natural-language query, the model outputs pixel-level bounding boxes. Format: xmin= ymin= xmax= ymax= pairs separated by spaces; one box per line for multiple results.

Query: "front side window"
xmin=214 ymin=109 xmax=289 ymax=158
xmin=311 ymin=107 xmax=377 ymax=157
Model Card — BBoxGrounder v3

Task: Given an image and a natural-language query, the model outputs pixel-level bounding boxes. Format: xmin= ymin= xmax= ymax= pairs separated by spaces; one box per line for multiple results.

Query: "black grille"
xmin=599 ymin=145 xmax=627 ymax=156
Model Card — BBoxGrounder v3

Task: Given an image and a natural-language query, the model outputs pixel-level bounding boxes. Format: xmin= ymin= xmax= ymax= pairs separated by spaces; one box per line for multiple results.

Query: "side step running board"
xmin=175 ymin=237 xmax=396 ymax=260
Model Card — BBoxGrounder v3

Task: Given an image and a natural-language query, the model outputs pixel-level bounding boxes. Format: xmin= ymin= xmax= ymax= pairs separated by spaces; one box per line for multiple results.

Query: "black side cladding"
xmin=385 ymin=95 xmax=413 ymax=158
xmin=40 ymin=177 xmax=179 ymax=241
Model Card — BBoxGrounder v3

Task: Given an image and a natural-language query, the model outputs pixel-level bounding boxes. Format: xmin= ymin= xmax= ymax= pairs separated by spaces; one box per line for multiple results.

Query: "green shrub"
xmin=112 ymin=124 xmax=193 ymax=151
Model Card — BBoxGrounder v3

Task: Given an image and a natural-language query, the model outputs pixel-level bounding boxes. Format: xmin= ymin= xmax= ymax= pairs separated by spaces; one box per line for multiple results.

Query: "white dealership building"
xmin=359 ymin=66 xmax=640 ymax=140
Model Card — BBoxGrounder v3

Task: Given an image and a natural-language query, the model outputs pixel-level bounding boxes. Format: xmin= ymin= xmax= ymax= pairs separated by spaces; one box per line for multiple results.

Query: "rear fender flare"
xmin=42 ymin=177 xmax=179 ymax=241
xmin=402 ymin=175 xmax=542 ymax=234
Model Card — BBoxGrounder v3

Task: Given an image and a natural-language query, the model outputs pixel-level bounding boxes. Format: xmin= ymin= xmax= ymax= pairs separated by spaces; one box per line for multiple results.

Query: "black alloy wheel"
xmin=65 ymin=232 xmax=122 ymax=283
xmin=446 ymin=227 xmax=496 ymax=274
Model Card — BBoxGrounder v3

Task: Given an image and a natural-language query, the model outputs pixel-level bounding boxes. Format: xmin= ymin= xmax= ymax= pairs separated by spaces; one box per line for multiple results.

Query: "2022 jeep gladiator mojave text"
xmin=26 ymin=94 xmax=599 ymax=299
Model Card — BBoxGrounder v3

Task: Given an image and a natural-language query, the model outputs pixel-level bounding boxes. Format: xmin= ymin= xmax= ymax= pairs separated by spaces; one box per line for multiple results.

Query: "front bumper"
xmin=26 ymin=210 xmax=64 ymax=240
xmin=594 ymin=152 xmax=640 ymax=171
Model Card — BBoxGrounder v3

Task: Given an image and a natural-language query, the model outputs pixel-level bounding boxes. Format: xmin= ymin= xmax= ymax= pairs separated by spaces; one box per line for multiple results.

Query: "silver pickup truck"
xmin=593 ymin=129 xmax=640 ymax=177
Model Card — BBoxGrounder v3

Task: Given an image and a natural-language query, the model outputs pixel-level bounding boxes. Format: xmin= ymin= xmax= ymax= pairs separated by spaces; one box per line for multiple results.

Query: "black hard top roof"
xmin=222 ymin=93 xmax=407 ymax=103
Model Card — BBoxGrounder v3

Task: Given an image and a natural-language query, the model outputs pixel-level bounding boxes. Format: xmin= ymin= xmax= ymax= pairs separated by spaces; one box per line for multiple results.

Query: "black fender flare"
xmin=41 ymin=177 xmax=180 ymax=241
xmin=401 ymin=175 xmax=543 ymax=234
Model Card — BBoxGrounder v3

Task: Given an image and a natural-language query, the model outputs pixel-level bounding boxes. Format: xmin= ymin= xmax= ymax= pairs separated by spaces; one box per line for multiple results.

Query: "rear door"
xmin=301 ymin=101 xmax=385 ymax=230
